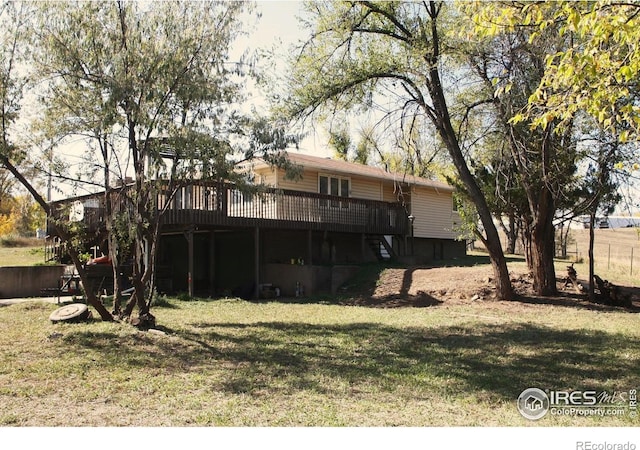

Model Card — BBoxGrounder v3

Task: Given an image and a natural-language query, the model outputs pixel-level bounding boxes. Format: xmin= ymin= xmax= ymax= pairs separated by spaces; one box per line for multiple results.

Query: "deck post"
xmin=187 ymin=227 xmax=194 ymax=297
xmin=307 ymin=229 xmax=313 ymax=266
xmin=209 ymin=230 xmax=216 ymax=297
xmin=254 ymin=226 xmax=260 ymax=300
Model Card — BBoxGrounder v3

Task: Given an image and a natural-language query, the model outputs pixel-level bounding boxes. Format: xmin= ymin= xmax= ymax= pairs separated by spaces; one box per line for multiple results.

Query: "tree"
xmin=31 ymin=0 xmax=264 ymax=324
xmin=466 ymin=1 xmax=640 ymax=295
xmin=328 ymin=125 xmax=353 ymax=161
xmin=0 ymin=1 xmax=115 ymax=319
xmin=326 ymin=119 xmax=373 ymax=165
xmin=474 ymin=2 xmax=640 ymax=143
xmin=523 ymin=2 xmax=640 ymax=142
xmin=33 ymin=1 xmax=299 ymax=323
xmin=463 ymin=2 xmax=581 ymax=295
xmin=283 ymin=1 xmax=514 ymax=299
xmin=0 ymin=1 xmax=33 ymax=207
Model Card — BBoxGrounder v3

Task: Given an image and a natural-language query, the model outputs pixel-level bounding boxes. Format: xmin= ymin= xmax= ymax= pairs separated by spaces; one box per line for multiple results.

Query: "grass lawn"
xmin=1 ymin=287 xmax=638 ymax=426
xmin=0 ymin=245 xmax=45 ymax=267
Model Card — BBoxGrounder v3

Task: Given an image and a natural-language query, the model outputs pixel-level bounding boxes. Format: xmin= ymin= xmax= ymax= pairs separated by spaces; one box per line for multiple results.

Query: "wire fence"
xmin=489 ymin=228 xmax=640 ymax=286
xmin=562 ymin=240 xmax=639 ymax=277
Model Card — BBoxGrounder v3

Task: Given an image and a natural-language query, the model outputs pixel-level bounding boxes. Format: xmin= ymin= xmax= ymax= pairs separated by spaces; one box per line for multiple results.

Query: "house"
xmin=46 ymin=152 xmax=464 ymax=298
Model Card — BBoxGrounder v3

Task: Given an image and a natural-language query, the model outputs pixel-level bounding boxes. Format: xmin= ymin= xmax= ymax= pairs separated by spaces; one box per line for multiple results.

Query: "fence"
xmin=563 ymin=238 xmax=639 ymax=278
xmin=491 ymin=227 xmax=640 ymax=285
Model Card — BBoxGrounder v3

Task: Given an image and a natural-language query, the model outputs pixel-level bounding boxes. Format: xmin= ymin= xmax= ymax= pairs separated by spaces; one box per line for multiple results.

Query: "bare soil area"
xmin=345 ymin=261 xmax=640 ymax=312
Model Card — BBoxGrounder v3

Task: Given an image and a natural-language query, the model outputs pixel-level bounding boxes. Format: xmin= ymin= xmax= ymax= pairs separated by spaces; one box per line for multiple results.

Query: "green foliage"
xmin=283 ymin=1 xmax=516 ymax=299
xmin=328 ymin=126 xmax=352 ymax=161
xmin=284 ymin=2 xmax=438 ymax=121
xmin=469 ymin=1 xmax=640 ymax=141
xmin=29 ymin=1 xmax=265 ymax=310
xmin=245 ymin=117 xmax=301 ymax=182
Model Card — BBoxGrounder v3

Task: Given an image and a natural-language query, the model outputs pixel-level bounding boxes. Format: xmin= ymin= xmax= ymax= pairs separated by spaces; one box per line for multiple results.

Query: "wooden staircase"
xmin=366 ymin=235 xmax=396 ymax=261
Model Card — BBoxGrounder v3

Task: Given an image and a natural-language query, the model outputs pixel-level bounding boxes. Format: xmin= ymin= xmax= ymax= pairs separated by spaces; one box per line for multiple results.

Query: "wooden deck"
xmin=49 ymin=182 xmax=410 ymax=236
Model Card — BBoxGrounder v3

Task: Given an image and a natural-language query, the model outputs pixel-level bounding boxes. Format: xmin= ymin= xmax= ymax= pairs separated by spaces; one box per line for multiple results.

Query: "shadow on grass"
xmin=62 ymin=320 xmax=640 ymax=401
xmin=515 ymin=291 xmax=640 ymax=313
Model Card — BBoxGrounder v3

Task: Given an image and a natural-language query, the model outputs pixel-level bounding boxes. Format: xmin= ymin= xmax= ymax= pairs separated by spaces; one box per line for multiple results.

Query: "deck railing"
xmin=49 ymin=182 xmax=409 ymax=235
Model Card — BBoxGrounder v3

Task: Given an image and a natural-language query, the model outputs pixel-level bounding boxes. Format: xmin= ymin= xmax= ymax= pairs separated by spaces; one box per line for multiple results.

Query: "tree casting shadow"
xmin=63 ymin=320 xmax=640 ymax=402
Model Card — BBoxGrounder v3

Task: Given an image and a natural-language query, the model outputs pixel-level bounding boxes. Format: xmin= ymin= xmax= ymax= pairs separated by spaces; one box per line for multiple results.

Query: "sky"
xmin=237 ymin=1 xmax=334 ymax=158
xmin=250 ymin=1 xmax=307 ymax=47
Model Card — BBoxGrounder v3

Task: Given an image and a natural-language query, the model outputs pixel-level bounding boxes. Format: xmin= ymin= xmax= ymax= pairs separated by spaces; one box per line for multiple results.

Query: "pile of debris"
xmin=563 ymin=264 xmax=631 ymax=307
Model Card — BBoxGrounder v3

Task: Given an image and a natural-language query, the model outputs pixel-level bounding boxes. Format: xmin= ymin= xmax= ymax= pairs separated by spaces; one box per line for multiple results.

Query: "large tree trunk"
xmin=498 ymin=212 xmax=519 ymax=255
xmin=435 ymin=119 xmax=513 ymax=300
xmin=423 ymin=1 xmax=513 ymax=300
xmin=529 ymin=188 xmax=558 ymax=296
xmin=480 ymin=232 xmax=514 ymax=299
xmin=588 ymin=210 xmax=596 ymax=302
xmin=435 ymin=132 xmax=513 ymax=299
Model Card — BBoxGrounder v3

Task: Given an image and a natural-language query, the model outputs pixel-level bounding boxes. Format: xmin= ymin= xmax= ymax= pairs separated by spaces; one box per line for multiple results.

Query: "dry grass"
xmin=567 ymin=228 xmax=640 ymax=287
xmin=0 ymin=237 xmax=45 ymax=267
xmin=1 ymin=272 xmax=639 ymax=427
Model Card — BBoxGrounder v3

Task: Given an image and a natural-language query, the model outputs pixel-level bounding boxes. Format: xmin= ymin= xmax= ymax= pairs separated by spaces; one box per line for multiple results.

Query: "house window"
xmin=319 ymin=174 xmax=350 ymax=208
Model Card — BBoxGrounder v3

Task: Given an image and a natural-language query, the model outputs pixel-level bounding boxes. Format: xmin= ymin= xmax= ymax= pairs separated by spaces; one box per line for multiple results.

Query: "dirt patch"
xmin=344 ymin=264 xmax=640 ymax=312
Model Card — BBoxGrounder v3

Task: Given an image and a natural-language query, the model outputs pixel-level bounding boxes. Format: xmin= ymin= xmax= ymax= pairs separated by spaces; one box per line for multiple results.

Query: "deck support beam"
xmin=254 ymin=226 xmax=260 ymax=300
xmin=307 ymin=229 xmax=313 ymax=266
xmin=209 ymin=230 xmax=216 ymax=297
xmin=187 ymin=226 xmax=194 ymax=297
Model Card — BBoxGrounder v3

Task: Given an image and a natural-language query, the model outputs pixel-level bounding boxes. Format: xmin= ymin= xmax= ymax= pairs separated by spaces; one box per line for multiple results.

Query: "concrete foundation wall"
xmin=0 ymin=265 xmax=66 ymax=298
xmin=409 ymin=238 xmax=467 ymax=263
xmin=262 ymin=264 xmax=360 ymax=297
xmin=262 ymin=230 xmax=378 ymax=266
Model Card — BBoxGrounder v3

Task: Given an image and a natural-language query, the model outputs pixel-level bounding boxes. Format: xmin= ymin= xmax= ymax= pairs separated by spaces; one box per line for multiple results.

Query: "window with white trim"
xmin=319 ymin=174 xmax=350 ymax=208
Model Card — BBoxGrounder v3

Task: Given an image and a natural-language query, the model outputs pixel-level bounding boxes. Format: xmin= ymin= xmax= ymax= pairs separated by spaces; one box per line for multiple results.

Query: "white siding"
xmin=258 ymin=168 xmax=384 ymax=201
xmin=411 ymin=186 xmax=458 ymax=239
xmin=350 ymin=177 xmax=382 ymax=200
xmin=382 ymin=183 xmax=411 ymax=203
xmin=279 ymin=168 xmax=319 ymax=192
xmin=259 ymin=169 xmax=278 ymax=187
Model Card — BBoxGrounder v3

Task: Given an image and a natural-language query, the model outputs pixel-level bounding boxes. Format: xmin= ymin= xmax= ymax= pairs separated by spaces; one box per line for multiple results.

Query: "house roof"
xmin=256 ymin=151 xmax=455 ymax=192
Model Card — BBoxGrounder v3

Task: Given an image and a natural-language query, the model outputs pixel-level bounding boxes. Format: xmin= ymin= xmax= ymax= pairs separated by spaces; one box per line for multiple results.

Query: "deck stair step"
xmin=366 ymin=235 xmax=395 ymax=261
